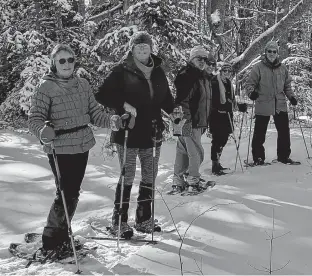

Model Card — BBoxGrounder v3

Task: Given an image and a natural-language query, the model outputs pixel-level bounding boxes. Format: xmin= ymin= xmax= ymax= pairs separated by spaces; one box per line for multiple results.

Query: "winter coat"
xmin=28 ymin=73 xmax=111 ymax=154
xmin=245 ymin=56 xmax=294 ymax=116
xmin=174 ymin=64 xmax=213 ymax=135
xmin=209 ymin=75 xmax=234 ymax=134
xmin=95 ymin=52 xmax=175 ymax=149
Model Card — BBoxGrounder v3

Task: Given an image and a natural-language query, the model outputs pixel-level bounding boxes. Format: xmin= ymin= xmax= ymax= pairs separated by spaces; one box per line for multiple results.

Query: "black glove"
xmin=237 ymin=103 xmax=248 ymax=113
xmin=249 ymin=91 xmax=259 ymax=101
xmin=290 ymin=96 xmax=297 ymax=106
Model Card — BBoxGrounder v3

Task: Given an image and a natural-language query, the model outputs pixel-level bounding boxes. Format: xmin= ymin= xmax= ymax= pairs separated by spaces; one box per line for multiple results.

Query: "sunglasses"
xmin=196 ymin=57 xmax=208 ymax=62
xmin=267 ymin=50 xmax=277 ymax=54
xmin=206 ymin=62 xmax=216 ymax=67
xmin=58 ymin=57 xmax=75 ymax=64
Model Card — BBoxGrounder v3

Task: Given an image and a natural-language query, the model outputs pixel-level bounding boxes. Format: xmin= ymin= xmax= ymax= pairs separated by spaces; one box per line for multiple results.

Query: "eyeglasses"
xmin=206 ymin=62 xmax=216 ymax=67
xmin=58 ymin=57 xmax=75 ymax=64
xmin=267 ymin=50 xmax=277 ymax=54
xmin=222 ymin=69 xmax=232 ymax=73
xmin=196 ymin=57 xmax=208 ymax=62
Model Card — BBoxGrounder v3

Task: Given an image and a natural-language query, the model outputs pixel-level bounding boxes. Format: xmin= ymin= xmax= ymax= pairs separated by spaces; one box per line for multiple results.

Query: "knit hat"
xmin=189 ymin=46 xmax=209 ymax=61
xmin=129 ymin=31 xmax=153 ymax=49
xmin=220 ymin=62 xmax=232 ymax=71
xmin=265 ymin=41 xmax=279 ymax=52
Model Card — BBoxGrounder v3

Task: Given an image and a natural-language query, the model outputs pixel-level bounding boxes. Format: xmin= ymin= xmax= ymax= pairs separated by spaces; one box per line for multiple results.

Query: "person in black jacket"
xmin=209 ymin=63 xmax=247 ymax=175
xmin=172 ymin=46 xmax=215 ymax=192
xmin=95 ymin=31 xmax=175 ymax=237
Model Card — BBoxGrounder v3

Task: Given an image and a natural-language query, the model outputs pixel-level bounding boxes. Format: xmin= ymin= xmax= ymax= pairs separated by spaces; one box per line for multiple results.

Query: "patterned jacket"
xmin=245 ymin=56 xmax=294 ymax=116
xmin=28 ymin=73 xmax=111 ymax=154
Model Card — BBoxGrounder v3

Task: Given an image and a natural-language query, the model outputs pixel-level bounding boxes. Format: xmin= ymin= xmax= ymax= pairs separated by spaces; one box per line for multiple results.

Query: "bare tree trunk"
xmin=78 ymin=0 xmax=85 ymax=18
xmin=277 ymin=0 xmax=290 ymax=60
xmin=198 ymin=0 xmax=202 ymax=31
xmin=232 ymin=0 xmax=312 ymax=72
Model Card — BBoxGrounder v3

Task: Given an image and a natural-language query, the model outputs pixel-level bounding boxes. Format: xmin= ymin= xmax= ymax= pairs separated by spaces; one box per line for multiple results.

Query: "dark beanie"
xmin=129 ymin=31 xmax=153 ymax=49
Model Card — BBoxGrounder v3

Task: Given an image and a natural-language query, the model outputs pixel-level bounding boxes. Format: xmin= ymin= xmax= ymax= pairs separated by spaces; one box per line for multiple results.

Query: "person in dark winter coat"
xmin=209 ymin=63 xmax=247 ymax=175
xmin=172 ymin=46 xmax=215 ymax=191
xmin=95 ymin=31 xmax=175 ymax=237
xmin=28 ymin=44 xmax=113 ymax=254
xmin=245 ymin=41 xmax=298 ymax=165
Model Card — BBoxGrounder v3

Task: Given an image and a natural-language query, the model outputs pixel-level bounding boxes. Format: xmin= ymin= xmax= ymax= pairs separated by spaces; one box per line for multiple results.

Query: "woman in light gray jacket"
xmin=28 ymin=44 xmax=112 ymax=255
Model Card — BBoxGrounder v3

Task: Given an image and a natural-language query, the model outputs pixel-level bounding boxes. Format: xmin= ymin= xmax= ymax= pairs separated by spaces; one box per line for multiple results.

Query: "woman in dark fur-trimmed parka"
xmin=95 ymin=31 xmax=175 ymax=237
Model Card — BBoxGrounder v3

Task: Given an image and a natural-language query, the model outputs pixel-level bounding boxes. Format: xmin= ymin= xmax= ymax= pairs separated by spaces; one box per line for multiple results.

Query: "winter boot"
xmin=134 ymin=182 xmax=161 ymax=233
xmin=212 ymin=161 xmax=226 ymax=176
xmin=110 ymin=184 xmax=133 ymax=239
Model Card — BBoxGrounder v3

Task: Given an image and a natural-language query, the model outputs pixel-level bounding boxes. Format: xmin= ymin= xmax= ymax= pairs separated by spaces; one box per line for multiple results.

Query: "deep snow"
xmin=0 ymin=122 xmax=312 ymax=275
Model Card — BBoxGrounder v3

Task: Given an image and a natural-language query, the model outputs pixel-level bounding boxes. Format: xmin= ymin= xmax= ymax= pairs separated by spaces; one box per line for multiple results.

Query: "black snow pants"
xmin=252 ymin=111 xmax=291 ymax=162
xmin=42 ymin=151 xmax=89 ymax=250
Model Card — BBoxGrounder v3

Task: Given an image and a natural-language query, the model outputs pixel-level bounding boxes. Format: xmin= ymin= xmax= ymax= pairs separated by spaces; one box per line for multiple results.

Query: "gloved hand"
xmin=110 ymin=113 xmax=135 ymax=131
xmin=169 ymin=106 xmax=186 ymax=136
xmin=40 ymin=125 xmax=55 ymax=143
xmin=237 ymin=103 xmax=248 ymax=113
xmin=172 ymin=118 xmax=187 ymax=136
xmin=290 ymin=96 xmax=297 ymax=106
xmin=249 ymin=91 xmax=259 ymax=101
xmin=123 ymin=102 xmax=137 ymax=117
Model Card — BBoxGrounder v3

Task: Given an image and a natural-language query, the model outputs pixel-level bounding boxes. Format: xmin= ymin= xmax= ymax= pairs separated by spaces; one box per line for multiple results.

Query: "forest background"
xmin=0 ymin=0 xmax=312 ymax=137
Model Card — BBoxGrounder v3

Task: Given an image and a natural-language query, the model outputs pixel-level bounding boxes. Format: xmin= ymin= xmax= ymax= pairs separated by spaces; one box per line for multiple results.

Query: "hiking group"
xmin=26 ymin=31 xmax=299 ymax=259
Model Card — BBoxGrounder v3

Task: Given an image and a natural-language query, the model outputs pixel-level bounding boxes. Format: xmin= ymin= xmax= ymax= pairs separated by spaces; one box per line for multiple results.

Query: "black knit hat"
xmin=129 ymin=31 xmax=153 ymax=49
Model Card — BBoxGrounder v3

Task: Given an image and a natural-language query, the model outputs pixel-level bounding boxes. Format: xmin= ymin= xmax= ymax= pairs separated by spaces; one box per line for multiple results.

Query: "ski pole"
xmin=296 ymin=110 xmax=311 ymax=159
xmin=246 ymin=101 xmax=255 ymax=166
xmin=44 ymin=122 xmax=81 ymax=274
xmin=227 ymin=113 xmax=244 ymax=172
xmin=151 ymin=119 xmax=157 ymax=243
xmin=117 ymin=127 xmax=129 ymax=253
xmin=235 ymin=112 xmax=245 ymax=171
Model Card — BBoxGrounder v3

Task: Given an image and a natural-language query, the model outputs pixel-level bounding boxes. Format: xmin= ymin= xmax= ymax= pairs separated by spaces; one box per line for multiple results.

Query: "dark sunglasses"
xmin=267 ymin=50 xmax=277 ymax=54
xmin=58 ymin=57 xmax=75 ymax=64
xmin=206 ymin=62 xmax=216 ymax=66
xmin=196 ymin=57 xmax=208 ymax=62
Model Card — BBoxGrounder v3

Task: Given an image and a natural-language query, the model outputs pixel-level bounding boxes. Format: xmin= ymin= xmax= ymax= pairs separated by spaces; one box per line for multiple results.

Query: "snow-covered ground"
xmin=1 ymin=124 xmax=312 ymax=275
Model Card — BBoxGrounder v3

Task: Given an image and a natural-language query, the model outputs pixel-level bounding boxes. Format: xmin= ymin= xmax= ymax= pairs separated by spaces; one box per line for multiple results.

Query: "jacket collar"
xmin=261 ymin=54 xmax=281 ymax=69
xmin=122 ymin=52 xmax=162 ymax=75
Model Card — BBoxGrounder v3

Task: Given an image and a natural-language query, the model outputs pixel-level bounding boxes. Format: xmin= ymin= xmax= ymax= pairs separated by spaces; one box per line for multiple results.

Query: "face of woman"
xmin=132 ymin=44 xmax=151 ymax=64
xmin=54 ymin=50 xmax=75 ymax=78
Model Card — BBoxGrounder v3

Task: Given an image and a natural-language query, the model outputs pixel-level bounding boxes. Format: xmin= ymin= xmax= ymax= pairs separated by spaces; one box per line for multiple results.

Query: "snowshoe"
xmin=166 ymin=184 xmax=186 ymax=195
xmin=181 ymin=181 xmax=216 ymax=196
xmin=8 ymin=241 xmax=97 ymax=266
xmin=106 ymin=222 xmax=133 ymax=239
xmin=244 ymin=159 xmax=271 ymax=167
xmin=273 ymin=158 xmax=301 ymax=165
xmin=134 ymin=218 xmax=161 ymax=234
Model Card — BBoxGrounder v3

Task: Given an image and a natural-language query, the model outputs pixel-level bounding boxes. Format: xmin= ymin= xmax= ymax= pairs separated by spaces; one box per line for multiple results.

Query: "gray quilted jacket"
xmin=245 ymin=56 xmax=294 ymax=116
xmin=28 ymin=73 xmax=111 ymax=154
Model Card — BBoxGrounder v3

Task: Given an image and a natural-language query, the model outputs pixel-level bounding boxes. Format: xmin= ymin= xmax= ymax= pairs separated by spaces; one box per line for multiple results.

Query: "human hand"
xmin=123 ymin=102 xmax=137 ymax=117
xmin=40 ymin=125 xmax=55 ymax=143
xmin=290 ymin=96 xmax=297 ymax=106
xmin=249 ymin=91 xmax=259 ymax=101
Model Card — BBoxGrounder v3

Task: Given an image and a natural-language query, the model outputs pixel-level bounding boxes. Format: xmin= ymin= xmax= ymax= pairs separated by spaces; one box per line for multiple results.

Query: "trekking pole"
xmin=235 ymin=112 xmax=245 ymax=171
xmin=246 ymin=101 xmax=255 ymax=165
xmin=227 ymin=113 xmax=244 ymax=172
xmin=151 ymin=119 xmax=157 ymax=243
xmin=295 ymin=110 xmax=311 ymax=159
xmin=117 ymin=122 xmax=129 ymax=253
xmin=44 ymin=122 xmax=81 ymax=274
